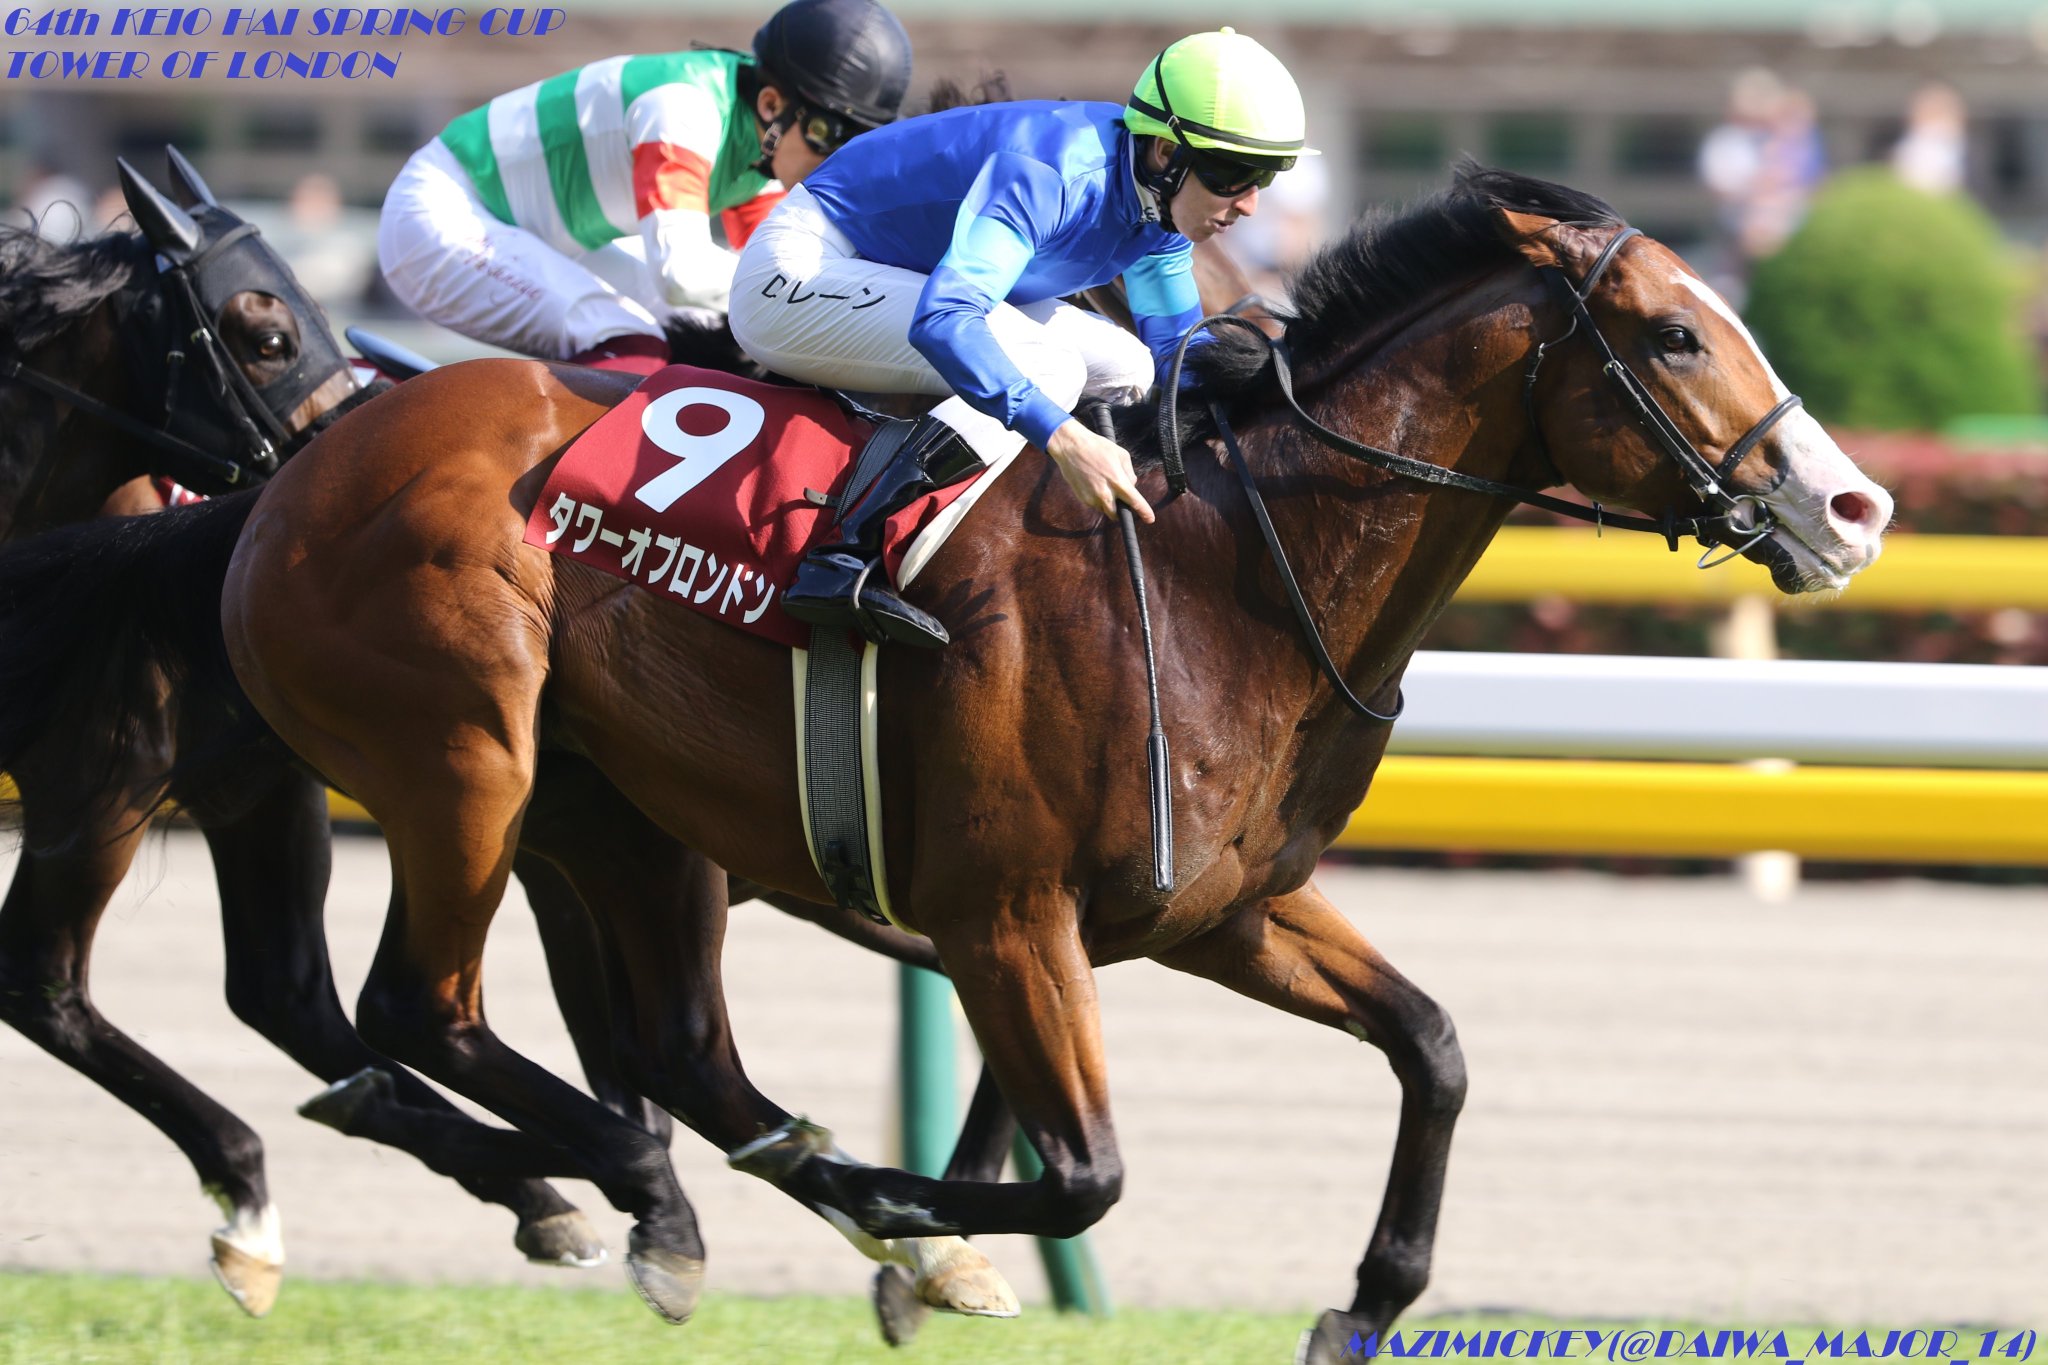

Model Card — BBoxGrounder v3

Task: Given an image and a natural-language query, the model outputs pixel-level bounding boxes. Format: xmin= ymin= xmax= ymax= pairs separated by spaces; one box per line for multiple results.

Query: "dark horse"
xmin=0 ymin=167 xmax=1890 ymax=1356
xmin=0 ymin=158 xmax=406 ymax=1314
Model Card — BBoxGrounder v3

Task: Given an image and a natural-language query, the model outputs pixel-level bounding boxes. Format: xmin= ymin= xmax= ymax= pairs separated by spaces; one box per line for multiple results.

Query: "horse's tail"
xmin=0 ymin=491 xmax=260 ymax=842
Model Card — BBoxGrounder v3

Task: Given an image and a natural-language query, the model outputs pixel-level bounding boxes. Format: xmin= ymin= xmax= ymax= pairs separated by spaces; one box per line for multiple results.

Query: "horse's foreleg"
xmin=870 ymin=1062 xmax=1021 ymax=1345
xmin=754 ymin=903 xmax=1124 ymax=1243
xmin=1156 ymin=881 xmax=1467 ymax=1365
xmin=519 ymin=756 xmax=1018 ymax=1322
xmin=0 ymin=792 xmax=281 ymax=1316
xmin=198 ymin=763 xmax=605 ymax=1268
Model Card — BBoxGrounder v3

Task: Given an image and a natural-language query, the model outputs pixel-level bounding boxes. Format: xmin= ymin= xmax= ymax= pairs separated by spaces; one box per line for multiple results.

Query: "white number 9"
xmin=634 ymin=387 xmax=767 ymax=513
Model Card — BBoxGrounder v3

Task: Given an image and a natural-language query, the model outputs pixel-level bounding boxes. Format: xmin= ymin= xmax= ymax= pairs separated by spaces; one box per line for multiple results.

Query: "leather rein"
xmin=1155 ymin=225 xmax=1805 ymax=726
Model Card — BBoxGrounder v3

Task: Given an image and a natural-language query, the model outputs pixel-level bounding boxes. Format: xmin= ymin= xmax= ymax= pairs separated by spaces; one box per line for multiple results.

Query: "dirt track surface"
xmin=2 ymin=830 xmax=2043 ymax=1325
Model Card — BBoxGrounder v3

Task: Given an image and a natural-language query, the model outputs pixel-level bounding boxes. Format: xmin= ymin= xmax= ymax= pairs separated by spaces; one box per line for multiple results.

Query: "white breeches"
xmin=377 ymin=140 xmax=678 ymax=360
xmin=728 ymin=183 xmax=1153 ymax=464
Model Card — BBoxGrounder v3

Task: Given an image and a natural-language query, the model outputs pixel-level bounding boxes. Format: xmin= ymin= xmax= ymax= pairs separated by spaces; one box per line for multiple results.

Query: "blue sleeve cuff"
xmin=1017 ymin=391 xmax=1072 ymax=451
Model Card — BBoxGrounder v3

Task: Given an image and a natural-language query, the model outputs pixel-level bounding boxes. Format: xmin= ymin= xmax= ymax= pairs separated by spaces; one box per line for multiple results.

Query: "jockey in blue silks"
xmin=730 ymin=27 xmax=1314 ymax=648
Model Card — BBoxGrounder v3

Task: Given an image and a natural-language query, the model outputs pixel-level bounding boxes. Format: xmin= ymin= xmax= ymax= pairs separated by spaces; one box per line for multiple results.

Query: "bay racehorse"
xmin=215 ymin=165 xmax=1892 ymax=1347
xmin=0 ymin=148 xmax=1268 ymax=1329
xmin=1 ymin=166 xmax=1890 ymax=1355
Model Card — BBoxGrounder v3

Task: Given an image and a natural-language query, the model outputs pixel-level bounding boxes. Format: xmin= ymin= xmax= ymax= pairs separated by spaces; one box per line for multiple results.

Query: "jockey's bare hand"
xmin=1044 ymin=419 xmax=1155 ymax=524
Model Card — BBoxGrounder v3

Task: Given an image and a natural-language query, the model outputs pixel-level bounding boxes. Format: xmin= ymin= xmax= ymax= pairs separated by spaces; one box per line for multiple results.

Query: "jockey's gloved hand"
xmin=1045 ymin=418 xmax=1154 ymax=523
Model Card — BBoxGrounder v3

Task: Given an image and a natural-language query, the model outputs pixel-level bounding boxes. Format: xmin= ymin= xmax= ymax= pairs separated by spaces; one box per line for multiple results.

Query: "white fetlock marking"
xmin=801 ymin=1143 xmax=1018 ymax=1318
xmin=820 ymin=1205 xmax=896 ymax=1263
xmin=205 ymin=1188 xmax=284 ymax=1266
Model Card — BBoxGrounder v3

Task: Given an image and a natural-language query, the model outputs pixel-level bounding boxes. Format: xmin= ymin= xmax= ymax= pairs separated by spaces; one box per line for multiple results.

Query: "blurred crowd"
xmin=1696 ymin=68 xmax=1969 ymax=306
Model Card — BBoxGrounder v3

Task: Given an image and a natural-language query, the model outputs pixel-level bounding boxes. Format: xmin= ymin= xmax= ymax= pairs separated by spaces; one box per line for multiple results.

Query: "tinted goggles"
xmin=798 ymin=107 xmax=866 ymax=157
xmin=1186 ymin=148 xmax=1293 ymax=197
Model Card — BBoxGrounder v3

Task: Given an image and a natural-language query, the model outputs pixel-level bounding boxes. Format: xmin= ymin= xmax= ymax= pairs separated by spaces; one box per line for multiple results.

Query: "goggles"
xmin=1185 ymin=147 xmax=1293 ymax=198
xmin=798 ymin=107 xmax=865 ymax=156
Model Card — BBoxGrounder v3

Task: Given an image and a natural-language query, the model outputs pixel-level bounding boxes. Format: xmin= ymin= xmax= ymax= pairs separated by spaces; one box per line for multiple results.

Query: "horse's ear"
xmin=1492 ymin=207 xmax=1564 ymax=270
xmin=119 ymin=158 xmax=201 ymax=257
xmin=164 ymin=145 xmax=219 ymax=209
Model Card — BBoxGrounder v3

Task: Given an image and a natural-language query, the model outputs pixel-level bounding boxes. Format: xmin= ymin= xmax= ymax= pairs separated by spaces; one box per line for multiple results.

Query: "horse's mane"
xmin=0 ymin=222 xmax=151 ymax=361
xmin=922 ymin=71 xmax=1012 ymax=114
xmin=1121 ymin=161 xmax=1624 ymax=458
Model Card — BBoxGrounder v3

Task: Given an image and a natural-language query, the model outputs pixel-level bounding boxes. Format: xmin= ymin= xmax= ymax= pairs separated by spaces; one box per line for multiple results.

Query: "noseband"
xmin=1155 ymin=222 xmax=1806 ymax=723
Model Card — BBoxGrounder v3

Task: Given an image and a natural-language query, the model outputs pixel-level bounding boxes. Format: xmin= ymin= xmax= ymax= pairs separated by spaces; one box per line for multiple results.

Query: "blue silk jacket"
xmin=800 ymin=100 xmax=1202 ymax=448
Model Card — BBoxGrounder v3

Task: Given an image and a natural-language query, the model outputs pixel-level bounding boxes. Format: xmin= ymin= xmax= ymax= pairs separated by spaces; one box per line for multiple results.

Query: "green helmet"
xmin=1125 ymin=27 xmax=1317 ymax=163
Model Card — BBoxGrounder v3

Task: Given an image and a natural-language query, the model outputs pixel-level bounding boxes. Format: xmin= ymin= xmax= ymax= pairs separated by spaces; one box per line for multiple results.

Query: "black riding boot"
xmin=782 ymin=414 xmax=985 ymax=648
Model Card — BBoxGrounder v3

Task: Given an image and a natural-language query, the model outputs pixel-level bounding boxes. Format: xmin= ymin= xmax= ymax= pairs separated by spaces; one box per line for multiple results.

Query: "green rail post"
xmin=897 ymin=963 xmax=1112 ymax=1316
xmin=1010 ymin=1133 xmax=1113 ymax=1316
xmin=897 ymin=962 xmax=957 ymax=1176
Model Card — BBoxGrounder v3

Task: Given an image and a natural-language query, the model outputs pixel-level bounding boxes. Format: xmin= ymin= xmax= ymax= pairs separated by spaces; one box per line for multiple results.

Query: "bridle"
xmin=1156 ymin=222 xmax=1806 ymax=724
xmin=0 ymin=213 xmax=354 ymax=501
xmin=1521 ymin=226 xmax=1801 ymax=568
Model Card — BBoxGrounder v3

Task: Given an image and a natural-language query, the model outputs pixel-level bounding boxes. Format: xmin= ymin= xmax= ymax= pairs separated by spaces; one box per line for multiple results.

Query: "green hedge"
xmin=1744 ymin=167 xmax=2040 ymax=431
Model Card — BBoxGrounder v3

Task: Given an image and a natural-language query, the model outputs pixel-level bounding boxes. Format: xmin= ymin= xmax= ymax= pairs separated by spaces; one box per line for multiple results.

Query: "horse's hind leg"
xmin=1155 ymin=882 xmax=1467 ymax=1365
xmin=0 ymin=787 xmax=281 ymax=1316
xmin=514 ymin=848 xmax=675 ymax=1146
xmin=196 ymin=760 xmax=605 ymax=1268
xmin=335 ymin=718 xmax=706 ymax=1323
xmin=517 ymin=754 xmax=1017 ymax=1321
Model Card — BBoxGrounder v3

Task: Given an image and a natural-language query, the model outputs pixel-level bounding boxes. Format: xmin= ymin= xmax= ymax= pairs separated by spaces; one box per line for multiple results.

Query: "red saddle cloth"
xmin=522 ymin=364 xmax=990 ymax=649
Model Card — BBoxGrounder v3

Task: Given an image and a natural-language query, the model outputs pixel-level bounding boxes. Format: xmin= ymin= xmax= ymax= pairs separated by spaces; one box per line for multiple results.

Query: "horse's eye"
xmin=1659 ymin=326 xmax=1697 ymax=353
xmin=257 ymin=333 xmax=289 ymax=359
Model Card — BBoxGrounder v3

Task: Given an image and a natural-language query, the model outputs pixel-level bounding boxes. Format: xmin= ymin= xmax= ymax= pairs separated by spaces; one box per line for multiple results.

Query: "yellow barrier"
xmin=10 ymin=771 xmax=2041 ymax=866
xmin=1459 ymin=527 xmax=2048 ymax=610
xmin=1340 ymin=756 xmax=2048 ymax=864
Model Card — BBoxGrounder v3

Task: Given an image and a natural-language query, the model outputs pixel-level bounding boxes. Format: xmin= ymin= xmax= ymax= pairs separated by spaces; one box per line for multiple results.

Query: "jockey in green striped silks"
xmin=377 ymin=0 xmax=913 ymax=374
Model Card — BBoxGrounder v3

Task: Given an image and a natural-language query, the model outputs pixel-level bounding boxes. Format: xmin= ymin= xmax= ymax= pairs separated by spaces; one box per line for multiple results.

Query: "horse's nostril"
xmin=1830 ymin=489 xmax=1877 ymax=530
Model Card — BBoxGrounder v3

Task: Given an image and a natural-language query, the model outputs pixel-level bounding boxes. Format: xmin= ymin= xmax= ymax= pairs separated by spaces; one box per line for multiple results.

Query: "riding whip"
xmin=1087 ymin=404 xmax=1174 ymax=892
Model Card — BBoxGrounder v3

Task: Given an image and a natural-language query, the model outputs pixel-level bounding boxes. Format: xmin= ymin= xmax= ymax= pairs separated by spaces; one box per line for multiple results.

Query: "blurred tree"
xmin=1745 ymin=167 xmax=2040 ymax=430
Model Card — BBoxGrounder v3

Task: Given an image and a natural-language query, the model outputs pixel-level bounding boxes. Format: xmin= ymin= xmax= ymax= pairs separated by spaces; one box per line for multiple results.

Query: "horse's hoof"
xmin=915 ymin=1245 xmax=1021 ymax=1319
xmin=624 ymin=1229 xmax=704 ymax=1325
xmin=209 ymin=1232 xmax=283 ymax=1318
xmin=515 ymin=1210 xmax=607 ymax=1269
xmin=1297 ymin=1309 xmax=1377 ymax=1365
xmin=297 ymin=1067 xmax=394 ymax=1134
xmin=726 ymin=1115 xmax=835 ymax=1184
xmin=871 ymin=1264 xmax=933 ymax=1347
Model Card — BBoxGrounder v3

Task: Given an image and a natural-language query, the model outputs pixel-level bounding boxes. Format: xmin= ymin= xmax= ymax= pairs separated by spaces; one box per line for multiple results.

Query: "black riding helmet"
xmin=753 ymin=0 xmax=913 ymax=135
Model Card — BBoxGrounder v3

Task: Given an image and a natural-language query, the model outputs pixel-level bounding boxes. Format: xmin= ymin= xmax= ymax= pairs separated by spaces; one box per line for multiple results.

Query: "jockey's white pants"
xmin=378 ymin=140 xmax=675 ymax=360
xmin=728 ymin=184 xmax=1153 ymax=465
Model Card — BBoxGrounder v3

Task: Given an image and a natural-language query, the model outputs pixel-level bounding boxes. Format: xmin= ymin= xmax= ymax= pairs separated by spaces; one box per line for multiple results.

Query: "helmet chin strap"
xmin=751 ymin=104 xmax=800 ymax=177
xmin=1136 ymin=139 xmax=1190 ymax=235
